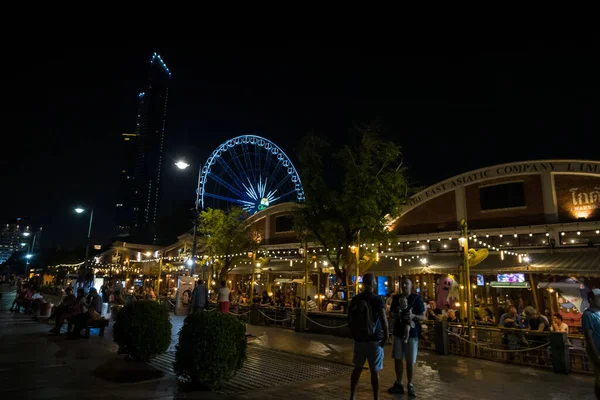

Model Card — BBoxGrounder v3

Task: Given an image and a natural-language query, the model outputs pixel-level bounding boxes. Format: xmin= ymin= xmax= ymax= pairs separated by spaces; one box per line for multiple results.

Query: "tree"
xmin=198 ymin=207 xmax=258 ymax=280
xmin=294 ymin=124 xmax=408 ymax=296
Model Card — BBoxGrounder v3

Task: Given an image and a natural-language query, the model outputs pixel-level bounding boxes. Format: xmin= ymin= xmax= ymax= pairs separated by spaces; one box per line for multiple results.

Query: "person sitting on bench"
xmin=69 ymin=288 xmax=103 ymax=338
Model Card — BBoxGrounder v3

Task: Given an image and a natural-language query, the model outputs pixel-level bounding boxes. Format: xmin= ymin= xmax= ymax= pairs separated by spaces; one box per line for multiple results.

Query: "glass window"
xmin=275 ymin=216 xmax=294 ymax=233
xmin=480 ymin=182 xmax=525 ymax=211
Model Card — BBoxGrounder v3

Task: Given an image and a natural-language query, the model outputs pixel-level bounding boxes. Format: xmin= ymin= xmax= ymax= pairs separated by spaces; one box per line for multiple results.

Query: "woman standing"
xmin=218 ymin=281 xmax=231 ymax=313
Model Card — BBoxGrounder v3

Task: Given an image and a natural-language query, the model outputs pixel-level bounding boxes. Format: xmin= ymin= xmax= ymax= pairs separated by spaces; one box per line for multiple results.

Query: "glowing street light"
xmin=175 ymin=161 xmax=190 ymax=170
xmin=73 ymin=206 xmax=95 ymax=272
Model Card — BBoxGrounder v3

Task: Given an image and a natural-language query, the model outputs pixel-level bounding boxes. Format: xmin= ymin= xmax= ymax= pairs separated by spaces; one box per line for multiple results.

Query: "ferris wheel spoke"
xmin=268 ymin=188 xmax=297 ymax=204
xmin=264 ymin=159 xmax=284 ymax=194
xmin=241 ymin=143 xmax=256 ymax=184
xmin=268 ymin=172 xmax=292 ymax=196
xmin=202 ymin=192 xmax=248 ymax=206
xmin=215 ymin=156 xmax=247 ymax=192
xmin=228 ymin=148 xmax=252 ymax=187
xmin=207 ymin=172 xmax=248 ymax=200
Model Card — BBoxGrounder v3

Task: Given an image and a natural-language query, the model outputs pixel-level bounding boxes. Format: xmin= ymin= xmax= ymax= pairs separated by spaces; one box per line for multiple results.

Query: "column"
xmin=541 ymin=171 xmax=558 ymax=223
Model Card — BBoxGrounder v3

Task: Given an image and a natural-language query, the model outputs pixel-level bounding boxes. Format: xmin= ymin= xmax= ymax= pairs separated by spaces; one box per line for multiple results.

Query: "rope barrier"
xmin=228 ymin=309 xmax=252 ymax=316
xmin=447 ymin=330 xmax=550 ymax=353
xmin=258 ymin=309 xmax=291 ymax=322
xmin=301 ymin=311 xmax=348 ymax=329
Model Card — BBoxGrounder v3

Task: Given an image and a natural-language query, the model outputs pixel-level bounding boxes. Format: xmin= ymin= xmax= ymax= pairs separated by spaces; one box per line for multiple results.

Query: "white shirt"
xmin=218 ymin=287 xmax=231 ymax=303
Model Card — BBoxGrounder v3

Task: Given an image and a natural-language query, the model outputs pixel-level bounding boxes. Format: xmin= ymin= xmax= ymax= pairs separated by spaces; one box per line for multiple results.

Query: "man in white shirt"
xmin=218 ymin=281 xmax=232 ymax=313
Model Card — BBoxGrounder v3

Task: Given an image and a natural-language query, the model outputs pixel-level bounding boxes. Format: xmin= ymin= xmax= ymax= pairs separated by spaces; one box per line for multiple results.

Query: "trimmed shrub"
xmin=113 ymin=300 xmax=172 ymax=362
xmin=174 ymin=311 xmax=247 ymax=387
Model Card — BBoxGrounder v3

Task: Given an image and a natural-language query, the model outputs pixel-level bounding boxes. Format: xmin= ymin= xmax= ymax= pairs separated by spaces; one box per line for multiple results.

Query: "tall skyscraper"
xmin=116 ymin=52 xmax=171 ymax=244
xmin=114 ymin=133 xmax=138 ymax=237
xmin=0 ymin=218 xmax=41 ymax=265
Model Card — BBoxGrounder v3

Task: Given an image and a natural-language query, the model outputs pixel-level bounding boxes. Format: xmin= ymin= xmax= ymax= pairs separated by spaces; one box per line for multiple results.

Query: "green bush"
xmin=113 ymin=300 xmax=172 ymax=362
xmin=174 ymin=311 xmax=247 ymax=387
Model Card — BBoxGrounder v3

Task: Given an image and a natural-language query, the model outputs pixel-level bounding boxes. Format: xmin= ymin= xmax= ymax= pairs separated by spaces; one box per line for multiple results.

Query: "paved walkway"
xmin=0 ymin=284 xmax=595 ymax=399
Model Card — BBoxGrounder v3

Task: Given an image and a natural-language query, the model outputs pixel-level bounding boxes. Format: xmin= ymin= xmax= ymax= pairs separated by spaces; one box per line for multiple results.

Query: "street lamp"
xmin=459 ymin=219 xmax=473 ymax=344
xmin=74 ymin=207 xmax=94 ymax=277
xmin=175 ymin=161 xmax=190 ymax=170
xmin=175 ymin=160 xmax=201 ymax=275
xmin=248 ymin=251 xmax=256 ymax=297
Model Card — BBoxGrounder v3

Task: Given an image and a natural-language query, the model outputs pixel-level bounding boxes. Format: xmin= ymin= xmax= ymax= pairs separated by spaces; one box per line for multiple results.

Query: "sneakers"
xmin=407 ymin=383 xmax=416 ymax=397
xmin=388 ymin=382 xmax=416 ymax=397
xmin=387 ymin=382 xmax=404 ymax=394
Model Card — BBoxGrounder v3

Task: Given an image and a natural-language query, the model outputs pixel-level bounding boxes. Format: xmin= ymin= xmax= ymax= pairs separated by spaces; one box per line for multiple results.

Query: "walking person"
xmin=387 ymin=276 xmax=425 ymax=397
xmin=348 ymin=273 xmax=389 ymax=400
xmin=583 ymin=288 xmax=600 ymax=399
xmin=191 ymin=279 xmax=208 ymax=313
xmin=218 ymin=280 xmax=231 ymax=313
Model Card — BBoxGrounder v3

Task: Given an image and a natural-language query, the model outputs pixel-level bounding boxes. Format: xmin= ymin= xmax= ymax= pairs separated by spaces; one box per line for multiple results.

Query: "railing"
xmin=419 ymin=320 xmax=436 ymax=351
xmin=256 ymin=306 xmax=296 ymax=328
xmin=568 ymin=334 xmax=592 ymax=375
xmin=447 ymin=324 xmax=554 ymax=370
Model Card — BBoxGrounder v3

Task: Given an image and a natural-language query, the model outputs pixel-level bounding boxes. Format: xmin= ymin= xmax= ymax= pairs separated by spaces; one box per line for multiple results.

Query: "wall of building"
xmin=465 ymin=175 xmax=545 ymax=229
xmin=395 ymin=191 xmax=457 ymax=234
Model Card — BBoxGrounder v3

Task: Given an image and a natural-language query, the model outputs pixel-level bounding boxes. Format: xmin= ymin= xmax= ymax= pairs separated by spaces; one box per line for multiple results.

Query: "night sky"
xmin=1 ymin=39 xmax=598 ymax=249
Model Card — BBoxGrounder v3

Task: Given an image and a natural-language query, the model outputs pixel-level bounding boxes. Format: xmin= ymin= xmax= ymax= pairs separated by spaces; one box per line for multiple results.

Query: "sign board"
xmin=94 ymin=245 xmax=102 ymax=250
xmin=490 ymin=281 xmax=531 ymax=289
xmin=402 ymin=160 xmax=600 ymax=215
xmin=176 ymin=276 xmax=195 ymax=315
xmin=497 ymin=273 xmax=525 ymax=283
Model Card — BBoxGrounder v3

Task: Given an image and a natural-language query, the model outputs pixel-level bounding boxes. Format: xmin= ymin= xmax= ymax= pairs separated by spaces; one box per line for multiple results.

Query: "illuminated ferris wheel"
xmin=198 ymin=135 xmax=305 ymax=214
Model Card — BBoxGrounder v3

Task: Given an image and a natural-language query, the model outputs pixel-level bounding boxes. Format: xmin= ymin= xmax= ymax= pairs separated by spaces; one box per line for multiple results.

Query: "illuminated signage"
xmin=497 ymin=273 xmax=525 ymax=283
xmin=403 ymin=161 xmax=600 ymax=214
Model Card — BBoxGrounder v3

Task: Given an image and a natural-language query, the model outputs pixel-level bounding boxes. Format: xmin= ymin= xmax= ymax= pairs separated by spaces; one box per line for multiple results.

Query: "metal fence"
xmin=419 ymin=320 xmax=437 ymax=351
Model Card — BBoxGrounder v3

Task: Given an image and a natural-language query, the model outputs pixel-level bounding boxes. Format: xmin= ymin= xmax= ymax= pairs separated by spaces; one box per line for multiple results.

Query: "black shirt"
xmin=349 ymin=292 xmax=386 ymax=342
xmin=390 ymin=294 xmax=425 ymax=338
xmin=528 ymin=316 xmax=550 ymax=331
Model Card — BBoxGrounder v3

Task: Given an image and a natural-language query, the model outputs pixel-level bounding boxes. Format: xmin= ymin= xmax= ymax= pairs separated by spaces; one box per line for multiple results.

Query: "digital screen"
xmin=497 ymin=273 xmax=525 ymax=283
xmin=351 ymin=276 xmax=364 ymax=284
xmin=477 ymin=274 xmax=485 ymax=286
xmin=378 ymin=278 xmax=388 ymax=296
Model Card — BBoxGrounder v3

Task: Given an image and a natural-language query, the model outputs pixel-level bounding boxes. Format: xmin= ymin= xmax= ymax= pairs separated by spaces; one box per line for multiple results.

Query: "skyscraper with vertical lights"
xmin=122 ymin=52 xmax=171 ymax=244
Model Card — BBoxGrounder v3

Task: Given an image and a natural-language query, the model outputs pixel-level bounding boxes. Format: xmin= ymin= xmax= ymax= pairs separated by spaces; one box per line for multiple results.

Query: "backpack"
xmin=349 ymin=294 xmax=378 ymax=341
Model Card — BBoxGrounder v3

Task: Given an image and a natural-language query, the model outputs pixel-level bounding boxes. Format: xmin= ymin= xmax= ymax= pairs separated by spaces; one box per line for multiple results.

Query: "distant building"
xmin=114 ymin=133 xmax=138 ymax=237
xmin=118 ymin=52 xmax=171 ymax=244
xmin=0 ymin=218 xmax=41 ymax=264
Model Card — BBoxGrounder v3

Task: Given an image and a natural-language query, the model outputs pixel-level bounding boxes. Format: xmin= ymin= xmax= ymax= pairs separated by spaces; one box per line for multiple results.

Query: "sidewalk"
xmin=1 ymin=285 xmax=595 ymax=399
xmin=227 ymin=324 xmax=596 ymax=400
xmin=0 ymin=285 xmax=180 ymax=399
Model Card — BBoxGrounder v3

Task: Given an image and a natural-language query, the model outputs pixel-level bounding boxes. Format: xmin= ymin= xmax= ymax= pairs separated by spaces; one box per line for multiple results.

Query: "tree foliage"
xmin=294 ymin=125 xmax=408 ymax=290
xmin=198 ymin=207 xmax=259 ymax=279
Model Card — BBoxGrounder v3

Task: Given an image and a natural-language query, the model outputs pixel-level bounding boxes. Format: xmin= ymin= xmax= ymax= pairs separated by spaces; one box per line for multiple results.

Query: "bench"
xmin=68 ymin=318 xmax=109 ymax=338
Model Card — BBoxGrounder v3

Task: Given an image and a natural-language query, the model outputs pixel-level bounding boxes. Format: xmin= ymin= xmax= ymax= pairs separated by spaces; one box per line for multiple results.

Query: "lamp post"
xmin=300 ymin=243 xmax=308 ymax=315
xmin=74 ymin=207 xmax=94 ymax=277
xmin=175 ymin=160 xmax=200 ymax=275
xmin=248 ymin=251 xmax=257 ymax=298
xmin=458 ymin=219 xmax=473 ymax=342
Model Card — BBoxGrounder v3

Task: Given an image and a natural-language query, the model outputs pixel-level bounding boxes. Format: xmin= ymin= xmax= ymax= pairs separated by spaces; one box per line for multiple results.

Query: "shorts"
xmin=391 ymin=336 xmax=418 ymax=364
xmin=352 ymin=341 xmax=384 ymax=372
xmin=219 ymin=301 xmax=230 ymax=313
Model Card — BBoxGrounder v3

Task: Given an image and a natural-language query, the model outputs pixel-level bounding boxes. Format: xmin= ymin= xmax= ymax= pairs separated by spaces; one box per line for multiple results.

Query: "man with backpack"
xmin=348 ymin=273 xmax=389 ymax=400
xmin=387 ymin=276 xmax=425 ymax=397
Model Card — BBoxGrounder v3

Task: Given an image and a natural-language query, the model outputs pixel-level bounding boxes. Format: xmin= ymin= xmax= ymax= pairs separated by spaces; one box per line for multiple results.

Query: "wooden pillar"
xmin=529 ymin=273 xmax=540 ymax=311
xmin=491 ymin=285 xmax=500 ymax=323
